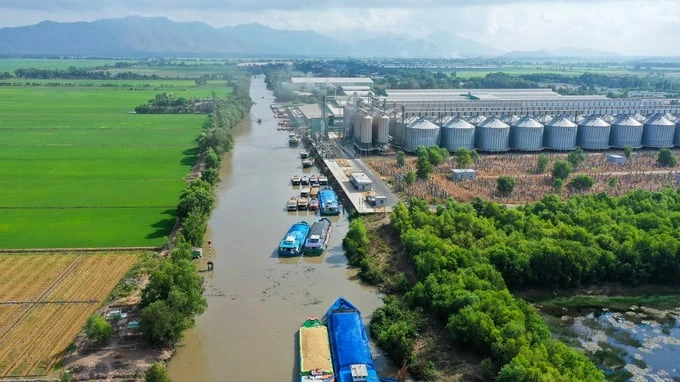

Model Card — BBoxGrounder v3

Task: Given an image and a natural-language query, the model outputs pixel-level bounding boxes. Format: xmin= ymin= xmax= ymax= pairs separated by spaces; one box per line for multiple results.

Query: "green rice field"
xmin=0 ymin=77 xmax=231 ymax=248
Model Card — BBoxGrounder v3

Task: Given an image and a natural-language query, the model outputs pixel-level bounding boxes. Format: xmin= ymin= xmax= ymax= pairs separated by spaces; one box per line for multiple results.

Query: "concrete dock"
xmin=307 ymin=138 xmax=399 ymax=215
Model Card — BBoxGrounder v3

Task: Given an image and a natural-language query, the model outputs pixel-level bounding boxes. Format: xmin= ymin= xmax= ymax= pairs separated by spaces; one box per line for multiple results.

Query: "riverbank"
xmin=352 ymin=215 xmax=486 ymax=381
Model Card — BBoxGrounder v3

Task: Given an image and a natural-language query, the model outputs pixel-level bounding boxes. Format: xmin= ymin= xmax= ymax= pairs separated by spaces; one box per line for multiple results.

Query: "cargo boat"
xmin=292 ymin=175 xmax=301 ymax=186
xmin=289 ymin=134 xmax=300 ymax=146
xmin=301 ymin=176 xmax=309 ymax=185
xmin=318 ymin=187 xmax=341 ymax=216
xmin=299 ymin=318 xmax=335 ymax=382
xmin=318 ymin=175 xmax=329 ymax=185
xmin=297 ymin=197 xmax=309 ymax=210
xmin=308 ymin=198 xmax=319 ymax=211
xmin=326 ymin=298 xmax=392 ymax=382
xmin=278 ymin=221 xmax=310 ymax=257
xmin=287 ymin=197 xmax=299 ymax=211
xmin=304 ymin=218 xmax=332 ymax=256
xmin=302 ymin=157 xmax=315 ymax=168
xmin=300 ymin=151 xmax=310 ymax=159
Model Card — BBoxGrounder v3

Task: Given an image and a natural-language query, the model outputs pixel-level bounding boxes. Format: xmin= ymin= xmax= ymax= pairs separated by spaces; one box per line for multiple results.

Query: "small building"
xmin=366 ymin=194 xmax=386 ymax=207
xmin=350 ymin=172 xmax=373 ymax=191
xmin=606 ymin=154 xmax=626 ymax=165
xmin=191 ymin=248 xmax=203 ymax=259
xmin=451 ymin=169 xmax=477 ymax=181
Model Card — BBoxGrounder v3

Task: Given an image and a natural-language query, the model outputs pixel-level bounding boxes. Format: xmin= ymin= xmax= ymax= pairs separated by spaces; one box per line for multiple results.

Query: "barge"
xmin=302 ymin=157 xmax=315 ymax=168
xmin=318 ymin=187 xmax=341 ymax=216
xmin=304 ymin=218 xmax=332 ymax=256
xmin=318 ymin=175 xmax=329 ymax=186
xmin=308 ymin=198 xmax=319 ymax=211
xmin=289 ymin=134 xmax=300 ymax=146
xmin=325 ymin=298 xmax=383 ymax=382
xmin=300 ymin=151 xmax=310 ymax=159
xmin=299 ymin=318 xmax=335 ymax=382
xmin=297 ymin=197 xmax=309 ymax=210
xmin=278 ymin=221 xmax=310 ymax=257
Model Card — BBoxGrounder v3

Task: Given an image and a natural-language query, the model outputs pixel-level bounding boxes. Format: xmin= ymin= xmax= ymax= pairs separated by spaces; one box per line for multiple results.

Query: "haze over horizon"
xmin=0 ymin=0 xmax=678 ymax=57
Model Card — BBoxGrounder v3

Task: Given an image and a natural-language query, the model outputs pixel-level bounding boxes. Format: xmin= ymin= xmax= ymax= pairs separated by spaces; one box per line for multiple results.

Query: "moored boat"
xmin=304 ymin=218 xmax=332 ymax=256
xmin=302 ymin=157 xmax=315 ymax=168
xmin=297 ymin=197 xmax=309 ymax=210
xmin=325 ymin=298 xmax=381 ymax=382
xmin=292 ymin=174 xmax=301 ymax=186
xmin=286 ymin=197 xmax=299 ymax=211
xmin=301 ymin=188 xmax=311 ymax=198
xmin=299 ymin=318 xmax=335 ymax=382
xmin=308 ymin=198 xmax=319 ymax=211
xmin=301 ymin=176 xmax=309 ymax=185
xmin=300 ymin=151 xmax=310 ymax=159
xmin=318 ymin=175 xmax=329 ymax=185
xmin=278 ymin=221 xmax=311 ymax=257
xmin=289 ymin=134 xmax=300 ymax=146
xmin=318 ymin=187 xmax=341 ymax=216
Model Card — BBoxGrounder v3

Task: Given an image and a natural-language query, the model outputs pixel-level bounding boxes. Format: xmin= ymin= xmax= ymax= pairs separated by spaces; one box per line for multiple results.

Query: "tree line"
xmin=134 ymin=92 xmax=216 ymax=114
xmin=13 ymin=66 xmax=161 ymax=80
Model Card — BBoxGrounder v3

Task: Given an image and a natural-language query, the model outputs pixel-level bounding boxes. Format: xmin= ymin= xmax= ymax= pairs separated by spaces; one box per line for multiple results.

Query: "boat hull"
xmin=278 ymin=221 xmax=310 ymax=257
xmin=299 ymin=318 xmax=335 ymax=382
xmin=304 ymin=218 xmax=332 ymax=256
xmin=326 ymin=297 xmax=381 ymax=382
xmin=318 ymin=187 xmax=341 ymax=216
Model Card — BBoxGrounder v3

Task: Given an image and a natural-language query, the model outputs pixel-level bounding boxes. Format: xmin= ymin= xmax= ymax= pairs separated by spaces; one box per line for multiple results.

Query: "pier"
xmin=305 ymin=138 xmax=399 ymax=215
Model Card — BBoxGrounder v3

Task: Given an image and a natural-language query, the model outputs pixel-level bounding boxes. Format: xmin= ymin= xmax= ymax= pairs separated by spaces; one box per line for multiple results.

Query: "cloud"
xmin=0 ymin=0 xmax=678 ymax=55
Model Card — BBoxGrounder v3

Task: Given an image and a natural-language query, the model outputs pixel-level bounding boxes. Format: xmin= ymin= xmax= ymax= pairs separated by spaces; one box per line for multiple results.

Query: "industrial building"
xmin=290 ymin=83 xmax=680 ymax=154
xmin=349 ymin=173 xmax=373 ymax=191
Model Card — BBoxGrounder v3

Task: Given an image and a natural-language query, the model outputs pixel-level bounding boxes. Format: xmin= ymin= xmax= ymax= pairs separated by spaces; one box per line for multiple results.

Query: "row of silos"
xmin=397 ymin=114 xmax=680 ymax=153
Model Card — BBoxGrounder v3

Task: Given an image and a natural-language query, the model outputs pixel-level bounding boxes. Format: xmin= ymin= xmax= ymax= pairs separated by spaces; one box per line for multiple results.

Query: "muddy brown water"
xmin=168 ymin=76 xmax=394 ymax=382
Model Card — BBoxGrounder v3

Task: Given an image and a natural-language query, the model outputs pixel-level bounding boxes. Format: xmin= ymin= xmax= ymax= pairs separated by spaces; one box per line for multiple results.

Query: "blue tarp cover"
xmin=328 ymin=310 xmax=379 ymax=382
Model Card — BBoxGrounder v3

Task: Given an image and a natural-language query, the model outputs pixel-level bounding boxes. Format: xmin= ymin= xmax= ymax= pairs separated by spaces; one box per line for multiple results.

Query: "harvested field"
xmin=0 ymin=254 xmax=137 ymax=377
xmin=366 ymin=150 xmax=680 ymax=204
xmin=300 ymin=326 xmax=333 ymax=373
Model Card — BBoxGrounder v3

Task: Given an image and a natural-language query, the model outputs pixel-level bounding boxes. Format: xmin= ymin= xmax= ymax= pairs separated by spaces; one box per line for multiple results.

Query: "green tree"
xmin=416 ymin=148 xmax=433 ymax=179
xmin=658 ymin=148 xmax=677 ymax=167
xmin=497 ymin=176 xmax=516 ymax=196
xmin=624 ymin=145 xmax=633 ymax=160
xmin=427 ymin=146 xmax=445 ymax=166
xmin=535 ymin=154 xmax=549 ymax=174
xmin=60 ymin=371 xmax=73 ymax=382
xmin=204 ymin=147 xmax=220 ymax=169
xmin=396 ymin=151 xmax=405 ymax=167
xmin=567 ymin=148 xmax=586 ymax=168
xmin=551 ymin=160 xmax=573 ymax=180
xmin=84 ymin=314 xmax=112 ymax=344
xmin=569 ymin=174 xmax=594 ymax=192
xmin=177 ymin=181 xmax=215 ymax=219
xmin=608 ymin=176 xmax=618 ymax=188
xmin=201 ymin=168 xmax=219 ymax=185
xmin=145 ymin=362 xmax=171 ymax=382
xmin=406 ymin=171 xmax=416 ymax=185
xmin=181 ymin=208 xmax=208 ymax=247
xmin=553 ymin=178 xmax=564 ymax=192
xmin=454 ymin=148 xmax=473 ymax=168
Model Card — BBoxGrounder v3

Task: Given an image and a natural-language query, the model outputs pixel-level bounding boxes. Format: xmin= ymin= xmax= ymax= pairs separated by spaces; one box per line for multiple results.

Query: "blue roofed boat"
xmin=325 ymin=297 xmax=397 ymax=382
xmin=278 ymin=221 xmax=310 ymax=257
xmin=318 ymin=187 xmax=341 ymax=216
xmin=303 ymin=218 xmax=332 ymax=256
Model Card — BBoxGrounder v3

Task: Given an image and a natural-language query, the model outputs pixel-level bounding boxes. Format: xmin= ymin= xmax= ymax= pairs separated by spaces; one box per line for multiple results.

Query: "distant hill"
xmin=500 ymin=47 xmax=618 ymax=59
xmin=0 ymin=16 xmax=500 ymax=58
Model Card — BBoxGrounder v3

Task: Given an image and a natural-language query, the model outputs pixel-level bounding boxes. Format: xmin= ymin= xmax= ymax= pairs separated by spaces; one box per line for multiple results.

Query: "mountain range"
xmin=0 ymin=16 xmax=615 ymax=59
xmin=0 ymin=16 xmax=501 ymax=58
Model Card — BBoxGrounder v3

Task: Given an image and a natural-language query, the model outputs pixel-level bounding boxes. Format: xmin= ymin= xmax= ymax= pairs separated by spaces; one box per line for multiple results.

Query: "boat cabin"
xmin=301 ymin=188 xmax=310 ymax=197
xmin=318 ymin=176 xmax=329 ymax=185
xmin=350 ymin=364 xmax=368 ymax=382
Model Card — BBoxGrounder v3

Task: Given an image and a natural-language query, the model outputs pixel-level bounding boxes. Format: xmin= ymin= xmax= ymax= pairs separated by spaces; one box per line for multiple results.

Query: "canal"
xmin=168 ymin=75 xmax=393 ymax=381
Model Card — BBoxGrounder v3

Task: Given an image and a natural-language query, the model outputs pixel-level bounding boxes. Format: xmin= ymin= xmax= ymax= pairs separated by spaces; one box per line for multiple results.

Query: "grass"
xmin=0 ymin=75 xmax=231 ymax=248
xmin=0 ymin=58 xmax=130 ymax=72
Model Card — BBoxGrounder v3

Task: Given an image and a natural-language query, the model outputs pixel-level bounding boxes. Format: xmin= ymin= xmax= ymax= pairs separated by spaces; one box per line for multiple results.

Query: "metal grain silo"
xmin=603 ymin=114 xmax=617 ymax=123
xmin=441 ymin=117 xmax=475 ymax=151
xmin=674 ymin=119 xmax=680 ymax=146
xmin=578 ymin=116 xmax=611 ymax=150
xmin=510 ymin=117 xmax=544 ymax=151
xmin=544 ymin=117 xmax=578 ymax=151
xmin=642 ymin=115 xmax=675 ymax=148
xmin=575 ymin=115 xmax=587 ymax=124
xmin=475 ymin=117 xmax=510 ymax=152
xmin=353 ymin=111 xmax=362 ymax=141
xmin=343 ymin=104 xmax=354 ymax=138
xmin=633 ymin=113 xmax=647 ymax=123
xmin=404 ymin=118 xmax=440 ymax=153
xmin=360 ymin=115 xmax=373 ymax=146
xmin=375 ymin=114 xmax=390 ymax=145
xmin=610 ymin=115 xmax=643 ymax=148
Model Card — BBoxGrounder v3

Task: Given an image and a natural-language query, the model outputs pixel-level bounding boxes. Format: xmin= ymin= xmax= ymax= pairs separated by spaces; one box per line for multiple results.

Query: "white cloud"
xmin=0 ymin=0 xmax=678 ymax=55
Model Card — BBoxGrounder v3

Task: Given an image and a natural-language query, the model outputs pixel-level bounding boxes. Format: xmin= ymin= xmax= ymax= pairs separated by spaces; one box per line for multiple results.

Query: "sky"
xmin=0 ymin=0 xmax=678 ymax=56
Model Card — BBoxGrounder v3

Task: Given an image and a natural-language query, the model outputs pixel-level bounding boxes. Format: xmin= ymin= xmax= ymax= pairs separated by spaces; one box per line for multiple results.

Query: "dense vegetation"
xmin=134 ymin=92 xmax=215 ymax=114
xmin=354 ymin=188 xmax=680 ymax=380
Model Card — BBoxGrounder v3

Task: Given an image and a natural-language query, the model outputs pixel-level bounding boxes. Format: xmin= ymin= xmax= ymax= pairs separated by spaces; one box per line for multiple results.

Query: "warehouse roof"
xmin=383 ymin=88 xmax=608 ymax=101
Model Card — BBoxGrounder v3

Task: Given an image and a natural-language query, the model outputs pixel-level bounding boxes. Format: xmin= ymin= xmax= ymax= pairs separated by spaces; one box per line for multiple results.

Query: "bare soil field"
xmin=0 ymin=254 xmax=137 ymax=378
xmin=366 ymin=150 xmax=680 ymax=204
